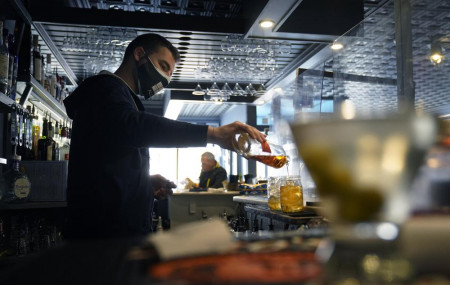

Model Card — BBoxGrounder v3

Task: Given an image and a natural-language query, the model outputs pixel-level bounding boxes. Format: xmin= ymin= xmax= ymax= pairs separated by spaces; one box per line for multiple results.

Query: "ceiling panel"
xmin=14 ymin=0 xmax=387 ymax=120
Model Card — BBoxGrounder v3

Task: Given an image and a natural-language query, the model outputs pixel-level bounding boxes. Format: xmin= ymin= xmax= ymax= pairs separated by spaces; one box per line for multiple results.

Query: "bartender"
xmin=198 ymin=152 xmax=228 ymax=188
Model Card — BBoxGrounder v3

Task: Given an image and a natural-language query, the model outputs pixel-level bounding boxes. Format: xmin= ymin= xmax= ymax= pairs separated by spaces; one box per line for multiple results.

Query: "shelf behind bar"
xmin=0 ymin=92 xmax=30 ymax=114
xmin=0 ymin=93 xmax=16 ymax=112
xmin=17 ymin=77 xmax=69 ymax=121
xmin=0 ymin=201 xmax=67 ymax=210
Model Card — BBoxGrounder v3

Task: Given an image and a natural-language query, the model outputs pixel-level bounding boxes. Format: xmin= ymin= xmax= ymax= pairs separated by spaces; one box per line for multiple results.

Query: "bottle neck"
xmin=42 ymin=119 xmax=48 ymax=137
xmin=12 ymin=160 xmax=19 ymax=172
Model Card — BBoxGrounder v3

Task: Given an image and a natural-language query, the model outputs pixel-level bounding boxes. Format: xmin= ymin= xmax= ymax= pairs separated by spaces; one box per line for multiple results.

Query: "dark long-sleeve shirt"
xmin=63 ymin=73 xmax=208 ymax=238
xmin=199 ymin=165 xmax=228 ymax=188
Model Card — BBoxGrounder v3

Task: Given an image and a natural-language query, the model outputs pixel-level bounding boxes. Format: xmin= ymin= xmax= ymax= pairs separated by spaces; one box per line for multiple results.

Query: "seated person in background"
xmin=199 ymin=152 xmax=228 ymax=188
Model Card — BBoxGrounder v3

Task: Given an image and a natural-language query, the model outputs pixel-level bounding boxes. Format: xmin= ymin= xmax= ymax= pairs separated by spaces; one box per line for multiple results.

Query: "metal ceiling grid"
xmin=22 ymin=0 xmax=401 ymax=120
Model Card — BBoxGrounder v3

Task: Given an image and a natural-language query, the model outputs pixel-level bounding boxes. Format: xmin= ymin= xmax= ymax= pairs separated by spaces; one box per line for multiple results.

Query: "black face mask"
xmin=136 ymin=55 xmax=171 ymax=99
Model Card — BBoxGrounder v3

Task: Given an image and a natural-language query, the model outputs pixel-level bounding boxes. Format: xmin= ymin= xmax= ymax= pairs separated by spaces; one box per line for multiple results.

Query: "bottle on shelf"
xmin=50 ymin=67 xmax=57 ymax=98
xmin=32 ymin=35 xmax=42 ymax=83
xmin=9 ymin=104 xmax=19 ymax=146
xmin=58 ymin=119 xmax=70 ymax=161
xmin=55 ymin=73 xmax=62 ymax=102
xmin=0 ymin=148 xmax=31 ymax=203
xmin=47 ymin=117 xmax=58 ymax=161
xmin=40 ymin=53 xmax=45 ymax=87
xmin=0 ymin=20 xmax=10 ymax=95
xmin=43 ymin=54 xmax=51 ymax=92
xmin=8 ymin=32 xmax=18 ymax=100
xmin=19 ymin=106 xmax=33 ymax=160
xmin=58 ymin=141 xmax=70 ymax=161
xmin=54 ymin=121 xmax=59 ymax=142
xmin=37 ymin=113 xmax=50 ymax=160
xmin=31 ymin=106 xmax=40 ymax=159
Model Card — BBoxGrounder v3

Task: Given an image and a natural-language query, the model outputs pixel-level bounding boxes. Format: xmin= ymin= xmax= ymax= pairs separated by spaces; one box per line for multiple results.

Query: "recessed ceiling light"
xmin=330 ymin=42 xmax=344 ymax=50
xmin=259 ymin=19 xmax=275 ymax=29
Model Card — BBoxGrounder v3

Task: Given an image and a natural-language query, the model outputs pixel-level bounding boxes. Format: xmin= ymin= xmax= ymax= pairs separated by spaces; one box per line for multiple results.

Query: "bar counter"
xmin=233 ymin=195 xmax=325 ymax=231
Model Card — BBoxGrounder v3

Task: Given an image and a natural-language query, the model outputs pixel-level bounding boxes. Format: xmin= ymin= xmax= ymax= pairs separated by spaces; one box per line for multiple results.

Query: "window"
xmin=149 ymin=144 xmax=223 ymax=185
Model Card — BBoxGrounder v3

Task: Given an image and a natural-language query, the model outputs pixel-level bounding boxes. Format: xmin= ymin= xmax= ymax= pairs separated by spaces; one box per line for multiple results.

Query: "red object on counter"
xmin=149 ymin=251 xmax=322 ymax=284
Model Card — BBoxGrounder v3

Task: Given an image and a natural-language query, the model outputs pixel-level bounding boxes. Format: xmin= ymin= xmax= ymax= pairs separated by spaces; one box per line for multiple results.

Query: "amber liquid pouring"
xmin=248 ymin=155 xmax=288 ymax=169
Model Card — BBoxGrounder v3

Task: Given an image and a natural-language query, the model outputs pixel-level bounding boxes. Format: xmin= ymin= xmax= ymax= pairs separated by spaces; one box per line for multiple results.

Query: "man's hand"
xmin=150 ymin=174 xmax=176 ymax=200
xmin=207 ymin=121 xmax=266 ymax=151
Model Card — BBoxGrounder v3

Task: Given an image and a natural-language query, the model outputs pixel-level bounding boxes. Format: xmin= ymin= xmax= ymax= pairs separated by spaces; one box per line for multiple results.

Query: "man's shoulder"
xmin=81 ymin=73 xmax=123 ymax=88
xmin=215 ymin=166 xmax=227 ymax=174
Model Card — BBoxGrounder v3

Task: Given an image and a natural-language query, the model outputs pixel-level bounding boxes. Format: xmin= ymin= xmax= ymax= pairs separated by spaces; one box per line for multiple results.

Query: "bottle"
xmin=0 ymin=153 xmax=31 ymax=203
xmin=8 ymin=32 xmax=18 ymax=100
xmin=0 ymin=21 xmax=9 ymax=94
xmin=40 ymin=54 xmax=45 ymax=86
xmin=54 ymin=71 xmax=61 ymax=101
xmin=44 ymin=54 xmax=51 ymax=92
xmin=58 ymin=141 xmax=70 ymax=161
xmin=9 ymin=104 xmax=19 ymax=146
xmin=157 ymin=216 xmax=163 ymax=232
xmin=32 ymin=35 xmax=42 ymax=83
xmin=47 ymin=119 xmax=57 ymax=160
xmin=232 ymin=132 xmax=288 ymax=168
xmin=31 ymin=106 xmax=40 ymax=159
xmin=54 ymin=121 xmax=59 ymax=142
xmin=37 ymin=114 xmax=50 ymax=160
xmin=50 ymin=68 xmax=56 ymax=98
xmin=7 ymin=33 xmax=14 ymax=96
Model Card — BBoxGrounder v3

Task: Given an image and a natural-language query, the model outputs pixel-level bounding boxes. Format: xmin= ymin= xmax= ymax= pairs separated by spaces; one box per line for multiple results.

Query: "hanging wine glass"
xmin=257 ymin=82 xmax=266 ymax=97
xmin=192 ymin=83 xmax=205 ymax=96
xmin=246 ymin=83 xmax=257 ymax=96
xmin=280 ymin=40 xmax=291 ymax=54
xmin=221 ymin=82 xmax=232 ymax=101
xmin=232 ymin=83 xmax=245 ymax=96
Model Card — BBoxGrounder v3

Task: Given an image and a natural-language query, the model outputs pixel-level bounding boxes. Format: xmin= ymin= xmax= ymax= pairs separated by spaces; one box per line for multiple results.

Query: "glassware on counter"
xmin=280 ymin=177 xmax=303 ymax=213
xmin=231 ymin=132 xmax=288 ymax=169
xmin=267 ymin=177 xmax=281 ymax=211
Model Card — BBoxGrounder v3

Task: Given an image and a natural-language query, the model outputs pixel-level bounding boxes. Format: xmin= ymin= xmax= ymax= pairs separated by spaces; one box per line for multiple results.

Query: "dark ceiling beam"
xmin=30 ymin=6 xmax=247 ymax=34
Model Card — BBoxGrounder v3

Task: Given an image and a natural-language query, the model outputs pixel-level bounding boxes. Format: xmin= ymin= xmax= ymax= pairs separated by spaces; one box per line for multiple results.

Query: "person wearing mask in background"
xmin=198 ymin=152 xmax=228 ymax=189
xmin=63 ymin=33 xmax=266 ymax=239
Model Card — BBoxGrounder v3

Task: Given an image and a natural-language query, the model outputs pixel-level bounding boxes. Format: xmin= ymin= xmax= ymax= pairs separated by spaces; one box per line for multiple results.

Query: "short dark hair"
xmin=123 ymin=33 xmax=180 ymax=63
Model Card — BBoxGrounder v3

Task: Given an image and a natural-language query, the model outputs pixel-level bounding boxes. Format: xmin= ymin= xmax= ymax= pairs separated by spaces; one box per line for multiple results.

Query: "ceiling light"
xmin=330 ymin=42 xmax=344 ymax=50
xmin=430 ymin=39 xmax=444 ymax=65
xmin=259 ymin=19 xmax=275 ymax=29
xmin=274 ymin=87 xmax=283 ymax=93
xmin=430 ymin=53 xmax=444 ymax=65
xmin=430 ymin=37 xmax=444 ymax=65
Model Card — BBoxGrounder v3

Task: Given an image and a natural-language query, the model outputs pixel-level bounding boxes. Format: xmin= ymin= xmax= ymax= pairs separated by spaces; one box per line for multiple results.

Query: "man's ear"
xmin=133 ymin=46 xmax=146 ymax=62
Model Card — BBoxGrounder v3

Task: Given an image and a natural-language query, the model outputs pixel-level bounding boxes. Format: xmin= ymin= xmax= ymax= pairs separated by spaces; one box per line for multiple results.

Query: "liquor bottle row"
xmin=0 ymin=213 xmax=64 ymax=258
xmin=0 ymin=108 xmax=71 ymax=204
xmin=0 ymin=20 xmax=18 ymax=98
xmin=31 ymin=34 xmax=69 ymax=104
xmin=2 ymin=104 xmax=71 ymax=204
xmin=9 ymin=104 xmax=71 ymax=162
xmin=0 ymin=20 xmax=69 ymax=106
